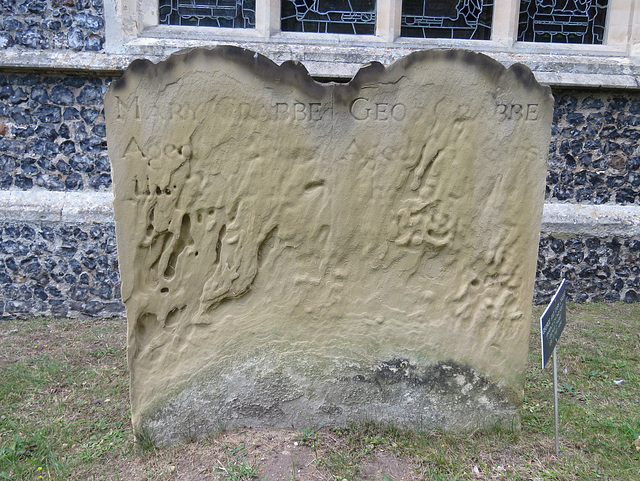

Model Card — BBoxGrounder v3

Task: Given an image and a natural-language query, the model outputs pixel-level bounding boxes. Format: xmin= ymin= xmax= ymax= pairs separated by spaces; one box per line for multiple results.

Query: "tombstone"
xmin=105 ymin=47 xmax=553 ymax=445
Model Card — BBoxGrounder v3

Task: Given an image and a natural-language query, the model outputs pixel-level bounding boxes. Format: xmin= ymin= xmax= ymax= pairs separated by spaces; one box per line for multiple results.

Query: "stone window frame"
xmin=105 ymin=0 xmax=640 ymax=82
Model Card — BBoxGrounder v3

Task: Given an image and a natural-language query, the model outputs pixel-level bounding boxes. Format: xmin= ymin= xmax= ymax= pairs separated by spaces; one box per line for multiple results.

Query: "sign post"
xmin=540 ymin=279 xmax=567 ymax=456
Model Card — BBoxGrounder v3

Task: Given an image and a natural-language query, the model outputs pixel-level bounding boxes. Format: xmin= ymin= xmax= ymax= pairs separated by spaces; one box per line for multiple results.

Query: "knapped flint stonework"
xmin=0 ymin=220 xmax=121 ymax=318
xmin=0 ymin=73 xmax=112 ymax=192
xmin=0 ymin=0 xmax=105 ymax=52
xmin=548 ymin=91 xmax=640 ymax=205
xmin=2 ymin=72 xmax=640 ymax=319
xmin=105 ymin=47 xmax=553 ymax=445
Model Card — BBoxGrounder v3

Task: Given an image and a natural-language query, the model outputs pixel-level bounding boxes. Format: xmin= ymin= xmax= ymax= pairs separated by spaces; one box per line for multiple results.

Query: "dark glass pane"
xmin=159 ymin=0 xmax=256 ymax=28
xmin=281 ymin=0 xmax=377 ymax=35
xmin=517 ymin=0 xmax=608 ymax=44
xmin=401 ymin=0 xmax=493 ymax=39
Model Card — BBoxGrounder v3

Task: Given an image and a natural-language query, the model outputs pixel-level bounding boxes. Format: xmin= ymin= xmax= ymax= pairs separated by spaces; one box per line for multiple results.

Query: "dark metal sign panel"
xmin=540 ymin=279 xmax=567 ymax=368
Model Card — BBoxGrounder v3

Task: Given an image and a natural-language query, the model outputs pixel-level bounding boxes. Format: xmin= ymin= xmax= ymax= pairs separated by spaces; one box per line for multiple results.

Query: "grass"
xmin=0 ymin=317 xmax=130 ymax=480
xmin=217 ymin=446 xmax=260 ymax=480
xmin=0 ymin=303 xmax=638 ymax=480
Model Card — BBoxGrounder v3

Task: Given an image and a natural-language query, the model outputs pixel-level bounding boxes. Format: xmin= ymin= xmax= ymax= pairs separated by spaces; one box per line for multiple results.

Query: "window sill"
xmin=1 ymin=39 xmax=639 ymax=88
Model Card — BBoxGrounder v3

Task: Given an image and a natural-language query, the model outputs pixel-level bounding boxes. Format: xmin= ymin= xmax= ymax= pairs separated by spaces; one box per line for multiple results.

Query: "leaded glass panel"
xmin=517 ymin=0 xmax=608 ymax=44
xmin=159 ymin=0 xmax=256 ymax=28
xmin=281 ymin=0 xmax=377 ymax=34
xmin=401 ymin=0 xmax=493 ymax=39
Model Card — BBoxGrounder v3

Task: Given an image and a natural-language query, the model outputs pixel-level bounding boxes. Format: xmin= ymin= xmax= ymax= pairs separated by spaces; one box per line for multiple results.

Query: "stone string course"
xmin=1 ymin=72 xmax=640 ymax=317
xmin=0 ymin=0 xmax=104 ymax=52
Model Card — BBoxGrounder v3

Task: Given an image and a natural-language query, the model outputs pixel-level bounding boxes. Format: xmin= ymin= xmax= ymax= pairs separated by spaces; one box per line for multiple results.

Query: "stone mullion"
xmin=256 ymin=0 xmax=281 ymax=36
xmin=605 ymin=0 xmax=640 ymax=52
xmin=491 ymin=0 xmax=521 ymax=47
xmin=632 ymin=1 xmax=640 ymax=57
xmin=376 ymin=0 xmax=402 ymax=42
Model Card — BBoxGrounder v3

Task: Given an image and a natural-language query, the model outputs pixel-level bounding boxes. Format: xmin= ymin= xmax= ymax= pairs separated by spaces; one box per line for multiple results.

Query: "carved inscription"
xmin=496 ymin=103 xmax=539 ymax=121
xmin=349 ymin=98 xmax=406 ymax=121
xmin=272 ymin=100 xmax=407 ymax=122
xmin=169 ymin=100 xmax=214 ymax=120
xmin=115 ymin=96 xmax=140 ymax=120
xmin=275 ymin=102 xmax=331 ymax=121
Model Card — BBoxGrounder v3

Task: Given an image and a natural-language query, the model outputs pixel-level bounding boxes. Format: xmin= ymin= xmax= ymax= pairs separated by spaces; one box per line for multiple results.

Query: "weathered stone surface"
xmin=105 ymin=47 xmax=553 ymax=445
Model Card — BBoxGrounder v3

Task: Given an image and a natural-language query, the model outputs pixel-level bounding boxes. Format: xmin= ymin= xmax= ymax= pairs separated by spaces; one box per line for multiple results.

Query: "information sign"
xmin=540 ymin=279 xmax=567 ymax=369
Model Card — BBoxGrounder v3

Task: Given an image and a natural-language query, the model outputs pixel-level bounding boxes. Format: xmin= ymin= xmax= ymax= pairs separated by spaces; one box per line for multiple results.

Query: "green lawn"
xmin=0 ymin=303 xmax=638 ymax=480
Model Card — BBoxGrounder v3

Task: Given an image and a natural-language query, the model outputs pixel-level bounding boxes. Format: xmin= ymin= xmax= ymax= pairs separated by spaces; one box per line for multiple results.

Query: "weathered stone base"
xmin=143 ymin=353 xmax=519 ymax=446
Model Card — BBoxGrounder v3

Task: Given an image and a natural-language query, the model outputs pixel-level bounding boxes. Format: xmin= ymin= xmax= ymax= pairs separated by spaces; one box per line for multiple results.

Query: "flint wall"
xmin=1 ymin=2 xmax=640 ymax=317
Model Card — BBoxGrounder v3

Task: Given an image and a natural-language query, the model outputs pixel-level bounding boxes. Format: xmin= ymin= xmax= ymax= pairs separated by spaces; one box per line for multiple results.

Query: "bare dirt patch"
xmin=93 ymin=427 xmax=419 ymax=481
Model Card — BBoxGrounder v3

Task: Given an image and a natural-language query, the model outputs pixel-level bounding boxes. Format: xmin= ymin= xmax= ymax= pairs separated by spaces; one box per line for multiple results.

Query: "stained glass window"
xmin=518 ymin=0 xmax=608 ymax=44
xmin=281 ymin=0 xmax=377 ymax=34
xmin=401 ymin=0 xmax=493 ymax=39
xmin=159 ymin=0 xmax=256 ymax=28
